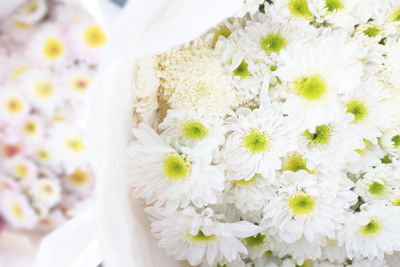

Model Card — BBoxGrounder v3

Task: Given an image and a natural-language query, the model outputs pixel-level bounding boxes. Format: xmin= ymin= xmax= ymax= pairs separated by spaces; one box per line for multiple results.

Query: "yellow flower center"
xmin=359 ymin=219 xmax=381 ymax=237
xmin=24 ymin=121 xmax=37 ymax=135
xmin=289 ymin=193 xmax=315 ymax=216
xmin=187 ymin=230 xmax=217 ymax=243
xmin=12 ymin=65 xmax=30 ymax=80
xmin=5 ymin=97 xmax=24 ymax=114
xmin=39 ymin=184 xmax=54 ymax=197
xmin=71 ymin=76 xmax=91 ymax=93
xmin=14 ymin=164 xmax=28 ymax=179
xmin=35 ymin=81 xmax=54 ymax=98
xmin=11 ymin=203 xmax=24 ymax=220
xmin=163 ymin=153 xmax=191 ymax=181
xmin=294 ymin=74 xmax=327 ymax=101
xmin=36 ymin=149 xmax=51 ymax=161
xmin=243 ymin=129 xmax=269 ymax=153
xmin=66 ymin=137 xmax=86 ymax=152
xmin=43 ymin=37 xmax=64 ymax=59
xmin=84 ymin=26 xmax=106 ymax=48
xmin=67 ymin=169 xmax=90 ymax=186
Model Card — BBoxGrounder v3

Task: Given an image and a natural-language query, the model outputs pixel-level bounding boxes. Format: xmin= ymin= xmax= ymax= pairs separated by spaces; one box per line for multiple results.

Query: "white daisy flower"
xmin=389 ymin=188 xmax=400 ymax=207
xmin=225 ymin=173 xmax=275 ymax=214
xmin=0 ymin=190 xmax=38 ymax=229
xmin=262 ymin=170 xmax=357 ymax=244
xmin=149 ymin=207 xmax=260 ymax=265
xmin=339 ymin=203 xmax=400 ymax=260
xmin=128 ymin=123 xmax=225 ymax=209
xmin=340 ymin=78 xmax=393 ymax=144
xmin=223 ymin=103 xmax=297 ymax=182
xmin=0 ymin=89 xmax=30 ymax=121
xmin=3 ymin=156 xmax=38 ymax=186
xmin=29 ymin=177 xmax=62 ymax=210
xmin=12 ymin=0 xmax=48 ymax=25
xmin=67 ymin=21 xmax=106 ymax=64
xmin=243 ymin=232 xmax=274 ymax=260
xmin=372 ymin=0 xmax=400 ymax=35
xmin=27 ymin=23 xmax=69 ymax=67
xmin=18 ymin=115 xmax=44 ymax=142
xmin=19 ymin=69 xmax=63 ymax=114
xmin=32 ymin=142 xmax=58 ymax=167
xmin=63 ymin=167 xmax=94 ymax=196
xmin=277 ymin=30 xmax=363 ymax=131
xmin=299 ymin=111 xmax=364 ymax=170
xmin=63 ymin=66 xmax=93 ymax=103
xmin=214 ymin=30 xmax=268 ymax=104
xmin=159 ymin=109 xmax=226 ymax=149
xmin=49 ymin=123 xmax=89 ymax=168
xmin=355 ymin=164 xmax=400 ymax=204
xmin=271 ymin=0 xmax=316 ymax=22
xmin=380 ymin=127 xmax=400 ymax=158
xmin=346 ymin=138 xmax=386 ymax=174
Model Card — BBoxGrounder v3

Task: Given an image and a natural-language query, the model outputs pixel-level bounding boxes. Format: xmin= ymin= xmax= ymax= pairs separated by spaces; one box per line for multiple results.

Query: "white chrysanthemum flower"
xmin=32 ymin=142 xmax=58 ymax=167
xmin=243 ymin=232 xmax=274 ymax=260
xmin=27 ymin=24 xmax=69 ymax=67
xmin=299 ymin=111 xmax=364 ymax=170
xmin=271 ymin=0 xmax=316 ymax=22
xmin=0 ymin=89 xmax=30 ymax=121
xmin=12 ymin=0 xmax=48 ymax=25
xmin=309 ymin=0 xmax=373 ymax=29
xmin=235 ymin=0 xmax=265 ymax=17
xmin=214 ymin=30 xmax=268 ymax=104
xmin=3 ymin=157 xmax=38 ymax=186
xmin=223 ymin=103 xmax=297 ymax=182
xmin=159 ymin=42 xmax=238 ymax=116
xmin=390 ymin=188 xmax=400 ymax=207
xmin=355 ymin=164 xmax=400 ymax=203
xmin=277 ymin=30 xmax=363 ymax=131
xmin=348 ymin=257 xmax=389 ymax=267
xmin=339 ymin=203 xmax=400 ymax=260
xmin=373 ymin=0 xmax=400 ymax=34
xmin=0 ymin=190 xmax=38 ymax=229
xmin=149 ymin=207 xmax=260 ymax=266
xmin=346 ymin=139 xmax=386 ymax=174
xmin=380 ymin=127 xmax=400 ymax=158
xmin=340 ymin=77 xmax=393 ymax=143
xmin=262 ymin=170 xmax=357 ymax=244
xmin=67 ymin=21 xmax=106 ymax=64
xmin=225 ymin=173 xmax=274 ymax=214
xmin=19 ymin=69 xmax=63 ymax=114
xmin=128 ymin=124 xmax=225 ymax=209
xmin=159 ymin=109 xmax=225 ymax=149
xmin=242 ymin=13 xmax=313 ymax=64
xmin=29 ymin=178 xmax=62 ymax=209
xmin=134 ymin=55 xmax=160 ymax=117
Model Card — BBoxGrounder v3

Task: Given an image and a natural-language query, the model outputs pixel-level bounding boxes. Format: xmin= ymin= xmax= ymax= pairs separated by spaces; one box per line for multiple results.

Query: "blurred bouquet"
xmin=126 ymin=0 xmax=400 ymax=266
xmin=0 ymin=0 xmax=105 ymax=232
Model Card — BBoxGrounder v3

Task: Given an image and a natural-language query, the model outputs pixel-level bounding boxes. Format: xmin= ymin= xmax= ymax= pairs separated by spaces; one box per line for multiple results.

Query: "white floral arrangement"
xmin=0 ymin=0 xmax=105 ymax=232
xmin=126 ymin=0 xmax=400 ymax=266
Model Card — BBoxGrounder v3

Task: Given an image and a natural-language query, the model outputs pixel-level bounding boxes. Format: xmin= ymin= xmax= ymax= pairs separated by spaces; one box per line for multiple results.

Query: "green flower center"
xmin=181 ymin=120 xmax=208 ymax=140
xmin=260 ymin=33 xmax=287 ymax=54
xmin=296 ymin=260 xmax=314 ymax=267
xmin=283 ymin=154 xmax=310 ymax=173
xmin=188 ymin=230 xmax=216 ymax=243
xmin=246 ymin=233 xmax=266 ymax=246
xmin=368 ymin=181 xmax=385 ymax=195
xmin=356 ymin=139 xmax=372 ymax=155
xmin=346 ymin=100 xmax=368 ymax=123
xmin=391 ymin=8 xmax=400 ymax=22
xmin=392 ymin=135 xmax=400 ymax=148
xmin=288 ymin=0 xmax=313 ymax=19
xmin=363 ymin=26 xmax=381 ymax=37
xmin=381 ymin=155 xmax=392 ymax=164
xmin=360 ymin=219 xmax=381 ymax=236
xmin=212 ymin=25 xmax=231 ymax=48
xmin=232 ymin=174 xmax=258 ymax=187
xmin=289 ymin=193 xmax=315 ymax=216
xmin=392 ymin=197 xmax=400 ymax=206
xmin=217 ymin=264 xmax=227 ymax=267
xmin=304 ymin=125 xmax=331 ymax=145
xmin=233 ymin=60 xmax=250 ymax=79
xmin=163 ymin=153 xmax=191 ymax=181
xmin=325 ymin=0 xmax=344 ymax=12
xmin=243 ymin=130 xmax=269 ymax=153
xmin=294 ymin=74 xmax=327 ymax=101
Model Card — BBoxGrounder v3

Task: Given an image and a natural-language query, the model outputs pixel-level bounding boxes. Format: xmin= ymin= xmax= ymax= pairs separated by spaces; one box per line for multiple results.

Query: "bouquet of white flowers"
xmin=90 ymin=0 xmax=400 ymax=266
